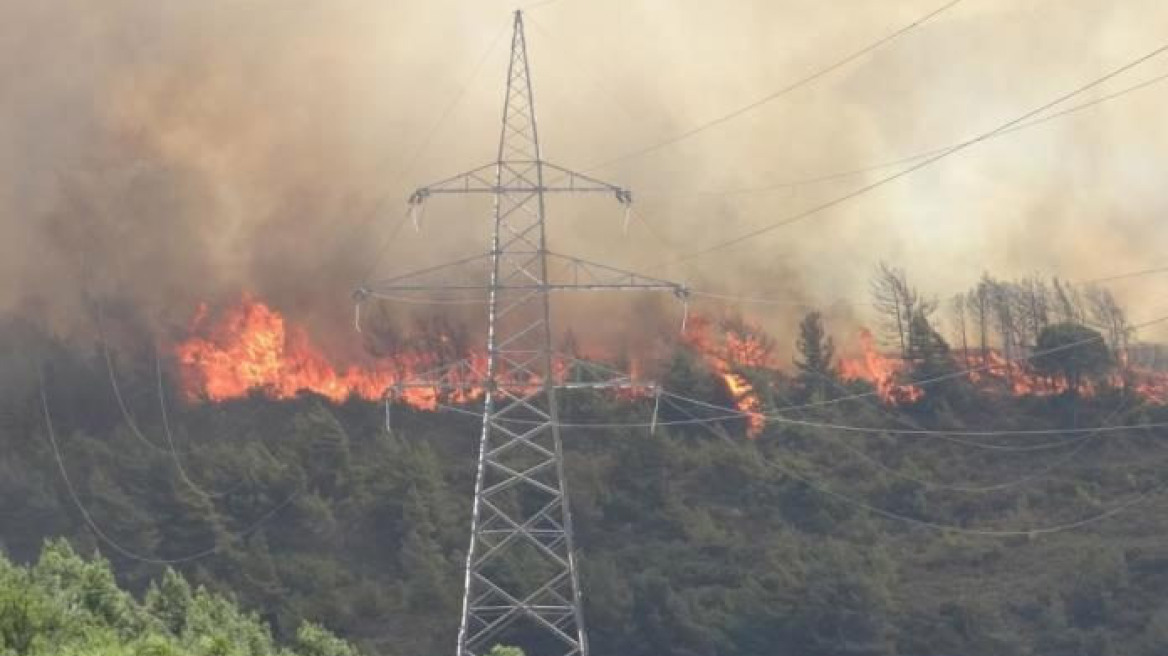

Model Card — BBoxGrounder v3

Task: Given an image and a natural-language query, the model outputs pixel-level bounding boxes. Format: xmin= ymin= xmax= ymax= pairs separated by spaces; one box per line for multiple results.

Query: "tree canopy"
xmin=1 ymin=299 xmax=1166 ymax=655
xmin=1033 ymin=322 xmax=1113 ymax=395
xmin=0 ymin=539 xmax=359 ymax=656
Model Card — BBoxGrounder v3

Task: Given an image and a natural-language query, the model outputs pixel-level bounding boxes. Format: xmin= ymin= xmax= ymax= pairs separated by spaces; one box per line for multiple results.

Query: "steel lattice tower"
xmin=355 ymin=11 xmax=686 ymax=656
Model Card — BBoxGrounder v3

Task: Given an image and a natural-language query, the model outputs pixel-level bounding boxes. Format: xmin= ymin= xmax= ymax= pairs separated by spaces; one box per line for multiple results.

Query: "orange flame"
xmin=838 ymin=329 xmax=924 ymax=404
xmin=174 ymin=297 xmax=468 ymax=408
xmin=682 ymin=316 xmax=767 ymax=437
xmin=173 ymin=298 xmax=1168 ymax=416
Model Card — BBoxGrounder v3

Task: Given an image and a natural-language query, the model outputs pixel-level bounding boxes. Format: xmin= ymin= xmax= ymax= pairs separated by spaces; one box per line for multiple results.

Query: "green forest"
xmin=2 ymin=282 xmax=1168 ymax=656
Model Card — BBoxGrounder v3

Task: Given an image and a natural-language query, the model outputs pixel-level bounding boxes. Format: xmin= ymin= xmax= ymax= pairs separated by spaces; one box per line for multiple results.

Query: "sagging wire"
xmin=38 ymin=364 xmax=298 ymax=565
xmin=95 ymin=297 xmax=252 ymax=499
xmin=757 ymin=445 xmax=1162 ymax=538
xmin=423 ymin=389 xmax=1164 ymax=537
xmin=95 ymin=301 xmax=175 ymax=456
xmin=154 ymin=351 xmax=245 ymax=500
xmin=650 ymin=386 xmax=661 ymax=436
xmin=757 ymin=364 xmax=1136 ymax=494
xmin=428 ymin=389 xmax=1165 ymax=448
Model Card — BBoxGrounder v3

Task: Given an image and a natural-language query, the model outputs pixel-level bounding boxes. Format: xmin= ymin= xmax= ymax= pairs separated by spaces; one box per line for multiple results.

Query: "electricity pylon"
xmin=355 ymin=10 xmax=686 ymax=656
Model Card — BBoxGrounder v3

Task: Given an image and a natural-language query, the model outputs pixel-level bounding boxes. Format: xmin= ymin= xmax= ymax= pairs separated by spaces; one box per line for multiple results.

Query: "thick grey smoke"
xmin=2 ymin=0 xmax=1165 ymax=355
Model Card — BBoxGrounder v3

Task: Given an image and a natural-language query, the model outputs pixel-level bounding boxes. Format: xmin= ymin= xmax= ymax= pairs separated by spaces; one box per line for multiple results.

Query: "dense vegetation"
xmin=0 ymin=539 xmax=358 ymax=656
xmin=2 ymin=299 xmax=1168 ymax=655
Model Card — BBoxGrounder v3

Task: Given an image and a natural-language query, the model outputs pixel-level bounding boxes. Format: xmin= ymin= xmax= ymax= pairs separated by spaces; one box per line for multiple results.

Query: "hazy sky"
xmin=2 ymin=0 xmax=1166 ymax=348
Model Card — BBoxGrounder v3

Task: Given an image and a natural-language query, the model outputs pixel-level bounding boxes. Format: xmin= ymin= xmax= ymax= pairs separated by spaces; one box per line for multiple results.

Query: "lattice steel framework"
xmin=355 ymin=11 xmax=686 ymax=656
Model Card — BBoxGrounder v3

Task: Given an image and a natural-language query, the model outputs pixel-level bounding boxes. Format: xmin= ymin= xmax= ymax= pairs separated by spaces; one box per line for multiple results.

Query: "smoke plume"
xmin=2 ymin=0 xmax=1166 ymax=355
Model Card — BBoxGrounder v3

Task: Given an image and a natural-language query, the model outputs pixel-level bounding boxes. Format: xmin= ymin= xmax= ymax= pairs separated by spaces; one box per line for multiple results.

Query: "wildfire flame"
xmin=174 ymin=298 xmax=1168 ymax=418
xmin=174 ymin=296 xmax=466 ymax=408
xmin=682 ymin=317 xmax=767 ymax=437
xmin=841 ymin=330 xmax=1168 ymax=404
xmin=838 ymin=329 xmax=924 ymax=404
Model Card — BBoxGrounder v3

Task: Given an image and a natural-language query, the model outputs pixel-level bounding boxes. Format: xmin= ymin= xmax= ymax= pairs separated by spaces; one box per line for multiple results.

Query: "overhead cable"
xmin=584 ymin=0 xmax=966 ymax=172
xmin=649 ymin=42 xmax=1168 ymax=269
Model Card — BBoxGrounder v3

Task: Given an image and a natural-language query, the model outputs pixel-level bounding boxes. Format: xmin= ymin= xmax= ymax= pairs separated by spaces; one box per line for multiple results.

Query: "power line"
xmin=402 ymin=25 xmax=510 ymax=177
xmin=685 ymin=261 xmax=1168 ymax=312
xmin=1091 ymin=264 xmax=1168 ymax=284
xmin=650 ymin=383 xmax=1157 ymax=535
xmin=524 ymin=15 xmax=646 ymax=130
xmin=354 ymin=23 xmax=510 ymax=284
xmin=769 ymin=311 xmax=1168 ymax=413
xmin=430 ymin=386 xmax=1166 ymax=451
xmin=661 ymin=389 xmax=1155 ymax=443
xmin=758 ymin=447 xmax=1160 ymax=538
xmin=723 ymin=377 xmax=1133 ymax=494
xmin=655 ymin=347 xmax=1159 ymax=528
xmin=649 ymin=42 xmax=1168 ymax=270
xmin=637 ymin=69 xmax=1168 ymax=199
xmin=613 ymin=69 xmax=1168 ymax=289
xmin=38 ymin=366 xmax=297 ymax=565
xmin=99 ymin=326 xmax=177 ymax=456
xmin=426 ymin=368 xmax=1162 ymax=535
xmin=583 ymin=0 xmax=966 ymax=172
xmin=155 ymin=351 xmax=244 ymax=500
xmin=94 ymin=297 xmax=249 ymax=501
xmin=424 ymin=308 xmax=1168 ymax=440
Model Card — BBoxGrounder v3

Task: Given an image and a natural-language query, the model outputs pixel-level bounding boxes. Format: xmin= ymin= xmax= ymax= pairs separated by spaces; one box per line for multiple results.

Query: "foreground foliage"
xmin=0 ymin=539 xmax=357 ymax=656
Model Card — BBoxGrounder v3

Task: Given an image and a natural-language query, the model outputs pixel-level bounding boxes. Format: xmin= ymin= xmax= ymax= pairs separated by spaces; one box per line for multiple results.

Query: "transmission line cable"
xmin=753 ymin=369 xmax=1134 ymax=493
xmin=95 ymin=297 xmax=250 ymax=499
xmin=766 ymin=310 xmax=1168 ymax=413
xmin=424 ymin=309 xmax=1168 ymax=438
xmin=95 ymin=303 xmax=179 ymax=456
xmin=523 ymin=15 xmax=649 ymax=130
xmin=659 ymin=386 xmax=1122 ymax=500
xmin=627 ymin=70 xmax=1168 ymax=285
xmin=655 ymin=389 xmax=1146 ymax=451
xmin=758 ymin=446 xmax=1161 ymax=537
xmin=38 ymin=366 xmax=297 ymax=565
xmin=1090 ymin=264 xmax=1168 ymax=284
xmin=822 ymin=404 xmax=1126 ymax=493
xmin=583 ymin=0 xmax=966 ymax=172
xmin=661 ymin=355 xmax=1155 ymax=531
xmin=649 ymin=42 xmax=1168 ymax=270
xmin=429 ymin=381 xmax=1168 ymax=446
xmin=154 ymin=350 xmax=245 ymax=500
xmin=426 ymin=370 xmax=1161 ymax=532
xmin=352 ymin=23 xmax=509 ymax=284
xmin=676 ymin=261 xmax=1168 ymax=348
xmin=638 ymin=69 xmax=1168 ymax=199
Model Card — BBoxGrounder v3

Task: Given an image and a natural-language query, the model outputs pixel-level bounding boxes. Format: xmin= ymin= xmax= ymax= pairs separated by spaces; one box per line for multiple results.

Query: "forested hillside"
xmin=3 ymin=305 xmax=1168 ymax=656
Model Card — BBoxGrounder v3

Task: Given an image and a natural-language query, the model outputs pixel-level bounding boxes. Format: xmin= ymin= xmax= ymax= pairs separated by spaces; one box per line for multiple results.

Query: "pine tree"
xmin=793 ymin=312 xmax=837 ymax=401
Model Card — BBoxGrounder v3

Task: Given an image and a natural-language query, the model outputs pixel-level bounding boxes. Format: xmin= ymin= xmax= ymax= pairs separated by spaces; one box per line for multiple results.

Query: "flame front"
xmin=173 ymin=298 xmax=1167 ymax=418
xmin=175 ymin=297 xmax=449 ymax=407
xmin=683 ymin=317 xmax=767 ymax=437
xmin=838 ymin=329 xmax=924 ymax=404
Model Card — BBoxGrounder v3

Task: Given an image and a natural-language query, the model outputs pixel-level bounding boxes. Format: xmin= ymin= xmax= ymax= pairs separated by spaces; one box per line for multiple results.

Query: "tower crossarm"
xmin=356 ymin=253 xmax=688 ymax=297
xmin=409 ymin=161 xmax=633 ymax=205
